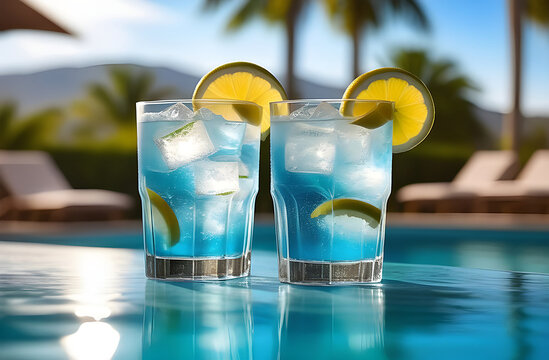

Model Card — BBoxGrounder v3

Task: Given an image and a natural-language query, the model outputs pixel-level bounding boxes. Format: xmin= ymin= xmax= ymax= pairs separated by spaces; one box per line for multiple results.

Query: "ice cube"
xmin=333 ymin=215 xmax=379 ymax=254
xmin=310 ymin=102 xmax=342 ymax=120
xmin=196 ymin=197 xmax=229 ymax=236
xmin=159 ymin=102 xmax=194 ymax=120
xmin=243 ymin=124 xmax=261 ymax=144
xmin=292 ymin=122 xmax=335 ymax=135
xmin=336 ymin=124 xmax=371 ymax=164
xmin=155 ymin=120 xmax=215 ymax=169
xmin=238 ymin=161 xmax=250 ymax=178
xmin=231 ymin=178 xmax=255 ymax=213
xmin=335 ymin=165 xmax=390 ymax=200
xmin=194 ymin=160 xmax=239 ymax=195
xmin=333 ymin=214 xmax=367 ymax=233
xmin=204 ymin=115 xmax=246 ymax=156
xmin=285 ymin=123 xmax=336 ymax=174
xmin=140 ymin=112 xmax=165 ymax=122
xmin=193 ymin=107 xmax=217 ymax=121
xmin=289 ymin=104 xmax=316 ymax=120
xmin=368 ymin=121 xmax=393 ymax=166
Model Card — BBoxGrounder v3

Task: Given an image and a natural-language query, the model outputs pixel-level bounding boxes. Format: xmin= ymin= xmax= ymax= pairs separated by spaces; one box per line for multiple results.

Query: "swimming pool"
xmin=2 ymin=218 xmax=548 ymax=274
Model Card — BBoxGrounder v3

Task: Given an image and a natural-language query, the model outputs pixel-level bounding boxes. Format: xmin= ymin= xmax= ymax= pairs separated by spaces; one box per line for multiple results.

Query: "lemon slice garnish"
xmin=147 ymin=188 xmax=180 ymax=247
xmin=192 ymin=61 xmax=287 ymax=139
xmin=311 ymin=198 xmax=382 ymax=228
xmin=341 ymin=100 xmax=394 ymax=129
xmin=343 ymin=67 xmax=434 ymax=153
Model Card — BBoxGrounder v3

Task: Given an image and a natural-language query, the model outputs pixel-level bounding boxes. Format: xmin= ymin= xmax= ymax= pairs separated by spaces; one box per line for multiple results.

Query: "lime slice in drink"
xmin=147 ymin=188 xmax=180 ymax=246
xmin=161 ymin=121 xmax=196 ymax=139
xmin=311 ymin=198 xmax=382 ymax=228
xmin=342 ymin=67 xmax=435 ymax=153
xmin=192 ymin=61 xmax=287 ymax=139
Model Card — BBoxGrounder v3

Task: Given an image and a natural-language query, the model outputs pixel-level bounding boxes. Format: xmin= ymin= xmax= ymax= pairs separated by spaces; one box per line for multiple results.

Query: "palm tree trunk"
xmin=352 ymin=24 xmax=361 ymax=79
xmin=285 ymin=1 xmax=301 ymax=99
xmin=504 ymin=0 xmax=523 ymax=152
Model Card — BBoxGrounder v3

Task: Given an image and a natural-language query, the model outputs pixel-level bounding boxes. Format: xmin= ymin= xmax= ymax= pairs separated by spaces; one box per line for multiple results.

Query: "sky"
xmin=0 ymin=0 xmax=548 ymax=117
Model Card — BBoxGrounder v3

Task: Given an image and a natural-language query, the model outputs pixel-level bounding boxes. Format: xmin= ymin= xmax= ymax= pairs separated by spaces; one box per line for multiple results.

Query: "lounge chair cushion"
xmin=9 ymin=189 xmax=133 ymax=210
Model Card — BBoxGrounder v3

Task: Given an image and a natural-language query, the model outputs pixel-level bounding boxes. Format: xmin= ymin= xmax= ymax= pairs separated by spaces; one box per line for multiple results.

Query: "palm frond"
xmin=89 ymin=84 xmax=121 ymax=121
xmin=0 ymin=103 xmax=17 ymax=145
xmin=525 ymin=0 xmax=549 ymax=28
xmin=8 ymin=109 xmax=63 ymax=149
xmin=227 ymin=0 xmax=265 ymax=30
xmin=386 ymin=0 xmax=430 ymax=30
xmin=203 ymin=0 xmax=226 ymax=11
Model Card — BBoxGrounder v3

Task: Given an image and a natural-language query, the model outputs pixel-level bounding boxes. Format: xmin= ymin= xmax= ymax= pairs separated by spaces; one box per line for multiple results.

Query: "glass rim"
xmin=270 ymin=99 xmax=394 ymax=105
xmin=136 ymin=98 xmax=262 ymax=108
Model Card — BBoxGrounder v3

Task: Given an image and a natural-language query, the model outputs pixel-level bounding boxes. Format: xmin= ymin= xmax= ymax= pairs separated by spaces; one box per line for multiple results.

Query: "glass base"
xmin=146 ymin=251 xmax=251 ymax=280
xmin=278 ymin=256 xmax=383 ymax=285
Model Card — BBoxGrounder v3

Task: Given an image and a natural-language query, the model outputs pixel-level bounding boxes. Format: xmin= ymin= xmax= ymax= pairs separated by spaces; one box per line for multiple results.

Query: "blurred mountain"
xmin=0 ymin=64 xmax=342 ymax=114
xmin=473 ymin=105 xmax=549 ymax=140
xmin=0 ymin=63 xmax=547 ymax=139
xmin=0 ymin=64 xmax=198 ymax=114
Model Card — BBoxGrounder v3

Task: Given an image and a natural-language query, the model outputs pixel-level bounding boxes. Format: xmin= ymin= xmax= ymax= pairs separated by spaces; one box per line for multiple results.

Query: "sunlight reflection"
xmin=74 ymin=305 xmax=111 ymax=321
xmin=61 ymin=321 xmax=120 ymax=360
xmin=68 ymin=251 xmax=119 ymax=319
xmin=61 ymin=250 xmax=121 ymax=359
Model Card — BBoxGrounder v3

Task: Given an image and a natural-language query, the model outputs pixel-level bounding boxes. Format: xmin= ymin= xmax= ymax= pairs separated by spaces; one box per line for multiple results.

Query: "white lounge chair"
xmin=472 ymin=149 xmax=549 ymax=213
xmin=0 ymin=150 xmax=133 ymax=221
xmin=397 ymin=151 xmax=520 ymax=212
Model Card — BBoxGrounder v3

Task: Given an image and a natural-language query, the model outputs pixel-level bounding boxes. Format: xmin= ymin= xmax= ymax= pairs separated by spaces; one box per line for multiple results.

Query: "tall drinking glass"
xmin=270 ymin=99 xmax=394 ymax=284
xmin=137 ymin=100 xmax=262 ymax=280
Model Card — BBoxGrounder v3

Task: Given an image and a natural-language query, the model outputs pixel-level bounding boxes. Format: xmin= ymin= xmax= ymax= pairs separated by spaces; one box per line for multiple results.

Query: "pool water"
xmin=1 ymin=243 xmax=548 ymax=360
xmin=254 ymin=224 xmax=549 ymax=274
xmin=2 ymin=223 xmax=548 ymax=274
xmin=386 ymin=227 xmax=549 ymax=274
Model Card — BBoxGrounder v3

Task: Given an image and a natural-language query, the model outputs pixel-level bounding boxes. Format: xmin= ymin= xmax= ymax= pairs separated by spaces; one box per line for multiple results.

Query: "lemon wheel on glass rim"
xmin=342 ymin=67 xmax=435 ymax=153
xmin=192 ymin=61 xmax=287 ymax=139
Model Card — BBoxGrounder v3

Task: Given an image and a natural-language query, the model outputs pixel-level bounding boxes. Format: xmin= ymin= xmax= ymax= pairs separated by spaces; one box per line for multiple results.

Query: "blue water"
xmin=270 ymin=118 xmax=392 ymax=262
xmin=143 ymin=280 xmax=253 ymax=359
xmin=137 ymin=118 xmax=260 ymax=258
xmin=2 ymin=243 xmax=548 ymax=359
xmin=3 ymin=223 xmax=548 ymax=274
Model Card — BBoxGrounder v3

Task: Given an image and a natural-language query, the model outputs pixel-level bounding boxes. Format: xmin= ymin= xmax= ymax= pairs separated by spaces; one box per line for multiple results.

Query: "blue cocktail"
xmin=137 ymin=100 xmax=261 ymax=280
xmin=270 ymin=100 xmax=393 ymax=284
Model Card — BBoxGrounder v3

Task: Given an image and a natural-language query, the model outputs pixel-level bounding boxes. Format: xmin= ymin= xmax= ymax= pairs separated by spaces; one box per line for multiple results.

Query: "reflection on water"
xmin=277 ymin=285 xmax=386 ymax=360
xmin=60 ymin=250 xmax=122 ymax=360
xmin=143 ymin=280 xmax=253 ymax=359
xmin=61 ymin=322 xmax=120 ymax=360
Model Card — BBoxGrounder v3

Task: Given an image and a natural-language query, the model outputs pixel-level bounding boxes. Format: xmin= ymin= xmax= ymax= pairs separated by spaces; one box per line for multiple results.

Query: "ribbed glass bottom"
xmin=278 ymin=256 xmax=383 ymax=285
xmin=146 ymin=251 xmax=251 ymax=280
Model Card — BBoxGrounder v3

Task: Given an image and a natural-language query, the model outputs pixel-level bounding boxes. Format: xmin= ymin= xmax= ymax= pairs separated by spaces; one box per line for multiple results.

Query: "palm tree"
xmin=324 ymin=0 xmax=429 ymax=80
xmin=505 ymin=0 xmax=549 ymax=152
xmin=74 ymin=66 xmax=175 ymax=126
xmin=204 ymin=0 xmax=307 ymax=98
xmin=0 ymin=102 xmax=63 ymax=149
xmin=71 ymin=66 xmax=176 ymax=147
xmin=388 ymin=49 xmax=489 ymax=209
xmin=388 ymin=49 xmax=487 ymax=148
